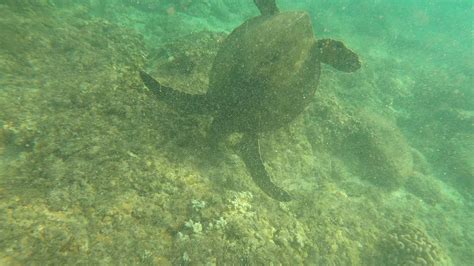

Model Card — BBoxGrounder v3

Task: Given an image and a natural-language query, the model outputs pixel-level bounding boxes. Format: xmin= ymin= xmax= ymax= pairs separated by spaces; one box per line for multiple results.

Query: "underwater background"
xmin=0 ymin=0 xmax=472 ymax=264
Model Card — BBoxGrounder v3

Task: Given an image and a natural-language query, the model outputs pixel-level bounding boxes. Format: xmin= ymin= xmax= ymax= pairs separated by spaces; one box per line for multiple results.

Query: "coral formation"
xmin=384 ymin=224 xmax=450 ymax=266
xmin=171 ymin=191 xmax=311 ymax=265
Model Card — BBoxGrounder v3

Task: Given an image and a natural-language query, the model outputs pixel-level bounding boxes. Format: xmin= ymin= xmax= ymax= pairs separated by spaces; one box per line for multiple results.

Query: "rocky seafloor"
xmin=0 ymin=1 xmax=472 ymax=265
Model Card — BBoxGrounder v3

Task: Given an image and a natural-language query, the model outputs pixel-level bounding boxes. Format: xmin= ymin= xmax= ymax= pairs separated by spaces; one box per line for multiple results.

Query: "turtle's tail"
xmin=139 ymin=71 xmax=213 ymax=114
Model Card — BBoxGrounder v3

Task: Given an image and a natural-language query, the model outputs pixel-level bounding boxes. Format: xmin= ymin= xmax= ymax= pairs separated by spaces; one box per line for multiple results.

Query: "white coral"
xmin=184 ymin=219 xmax=203 ymax=234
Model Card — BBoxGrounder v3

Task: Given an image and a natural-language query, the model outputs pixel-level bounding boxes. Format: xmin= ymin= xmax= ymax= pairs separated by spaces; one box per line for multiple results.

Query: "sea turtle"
xmin=139 ymin=0 xmax=361 ymax=201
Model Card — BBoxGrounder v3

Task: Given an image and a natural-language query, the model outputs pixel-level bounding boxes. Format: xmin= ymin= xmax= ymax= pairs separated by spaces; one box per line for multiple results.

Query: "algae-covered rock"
xmin=1 ymin=0 xmax=54 ymax=10
xmin=306 ymin=96 xmax=413 ymax=191
xmin=345 ymin=110 xmax=414 ymax=190
xmin=405 ymin=172 xmax=446 ymax=206
xmin=445 ymin=132 xmax=474 ymax=193
xmin=149 ymin=31 xmax=226 ymax=95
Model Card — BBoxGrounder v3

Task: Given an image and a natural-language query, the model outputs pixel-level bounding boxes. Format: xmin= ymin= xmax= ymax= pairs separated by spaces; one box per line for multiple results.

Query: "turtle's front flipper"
xmin=139 ymin=71 xmax=213 ymax=114
xmin=238 ymin=133 xmax=292 ymax=201
xmin=314 ymin=39 xmax=361 ymax=73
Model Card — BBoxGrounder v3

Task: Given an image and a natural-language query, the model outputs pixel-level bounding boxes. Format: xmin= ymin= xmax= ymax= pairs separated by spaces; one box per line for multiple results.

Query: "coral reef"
xmin=171 ymin=192 xmax=310 ymax=265
xmin=383 ymin=224 xmax=450 ymax=266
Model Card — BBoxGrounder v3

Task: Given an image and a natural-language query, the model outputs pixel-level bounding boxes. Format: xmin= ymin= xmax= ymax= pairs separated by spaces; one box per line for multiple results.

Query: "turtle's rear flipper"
xmin=139 ymin=71 xmax=212 ymax=114
xmin=314 ymin=39 xmax=361 ymax=72
xmin=238 ymin=133 xmax=292 ymax=201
